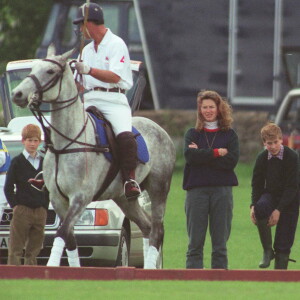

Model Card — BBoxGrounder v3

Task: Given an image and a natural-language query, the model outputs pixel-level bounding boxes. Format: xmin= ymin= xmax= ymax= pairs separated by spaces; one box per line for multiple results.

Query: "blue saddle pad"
xmin=89 ymin=112 xmax=149 ymax=163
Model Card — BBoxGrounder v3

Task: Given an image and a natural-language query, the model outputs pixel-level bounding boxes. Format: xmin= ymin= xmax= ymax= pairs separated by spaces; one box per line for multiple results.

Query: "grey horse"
xmin=11 ymin=45 xmax=176 ymax=269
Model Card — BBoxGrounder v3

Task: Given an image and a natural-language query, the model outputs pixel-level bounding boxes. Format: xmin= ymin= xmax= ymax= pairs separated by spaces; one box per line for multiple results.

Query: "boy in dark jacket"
xmin=250 ymin=122 xmax=299 ymax=269
xmin=5 ymin=124 xmax=49 ymax=265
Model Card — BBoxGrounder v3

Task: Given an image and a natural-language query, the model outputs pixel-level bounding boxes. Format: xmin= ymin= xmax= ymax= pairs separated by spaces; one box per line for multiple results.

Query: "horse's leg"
xmin=65 ymin=229 xmax=80 ymax=267
xmin=114 ymin=195 xmax=152 ymax=265
xmin=118 ymin=193 xmax=152 ymax=262
xmin=47 ymin=193 xmax=87 ymax=267
xmin=114 ymin=196 xmax=152 ymax=235
xmin=142 ymin=173 xmax=170 ymax=269
xmin=47 ymin=194 xmax=68 ymax=267
xmin=114 ymin=188 xmax=165 ymax=269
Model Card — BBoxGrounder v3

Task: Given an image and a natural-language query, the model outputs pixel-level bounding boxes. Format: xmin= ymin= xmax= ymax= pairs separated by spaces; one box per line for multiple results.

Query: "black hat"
xmin=73 ymin=2 xmax=104 ymax=25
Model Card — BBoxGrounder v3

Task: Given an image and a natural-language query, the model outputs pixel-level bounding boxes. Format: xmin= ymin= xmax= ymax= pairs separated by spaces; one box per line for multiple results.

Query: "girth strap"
xmin=48 ymin=145 xmax=109 ymax=154
xmin=48 ymin=107 xmax=121 ymax=202
xmin=50 ymin=145 xmax=114 ymax=202
xmin=92 ymin=158 xmax=120 ymax=201
xmin=54 ymin=154 xmax=68 ymax=201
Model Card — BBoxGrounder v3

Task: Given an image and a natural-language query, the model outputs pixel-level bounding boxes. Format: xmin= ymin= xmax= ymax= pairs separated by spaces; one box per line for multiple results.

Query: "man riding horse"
xmin=73 ymin=2 xmax=140 ymax=199
xmin=12 ymin=35 xmax=176 ymax=269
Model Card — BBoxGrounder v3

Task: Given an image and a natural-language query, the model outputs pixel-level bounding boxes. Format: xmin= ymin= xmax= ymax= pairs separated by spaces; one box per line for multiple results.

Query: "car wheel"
xmin=115 ymin=227 xmax=129 ymax=267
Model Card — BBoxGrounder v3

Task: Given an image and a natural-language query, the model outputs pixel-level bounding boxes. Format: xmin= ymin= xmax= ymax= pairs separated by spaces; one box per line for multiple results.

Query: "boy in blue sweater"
xmin=250 ymin=122 xmax=300 ymax=269
xmin=5 ymin=124 xmax=49 ymax=265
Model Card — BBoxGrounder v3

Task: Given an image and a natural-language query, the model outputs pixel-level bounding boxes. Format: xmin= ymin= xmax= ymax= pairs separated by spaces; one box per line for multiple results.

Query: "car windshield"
xmin=5 ymin=66 xmax=139 ymax=119
xmin=281 ymin=96 xmax=300 ymax=128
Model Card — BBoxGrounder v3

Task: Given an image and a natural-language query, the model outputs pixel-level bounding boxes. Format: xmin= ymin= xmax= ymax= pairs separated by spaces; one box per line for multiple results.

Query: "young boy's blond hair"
xmin=21 ymin=124 xmax=42 ymax=141
xmin=260 ymin=122 xmax=282 ymax=142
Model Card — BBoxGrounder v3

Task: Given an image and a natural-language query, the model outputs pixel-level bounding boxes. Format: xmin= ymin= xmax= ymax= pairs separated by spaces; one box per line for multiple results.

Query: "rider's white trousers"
xmin=83 ymin=90 xmax=132 ymax=135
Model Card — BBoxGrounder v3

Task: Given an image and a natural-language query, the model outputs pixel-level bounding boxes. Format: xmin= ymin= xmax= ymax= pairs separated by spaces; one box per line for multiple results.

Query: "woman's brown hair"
xmin=195 ymin=90 xmax=233 ymax=131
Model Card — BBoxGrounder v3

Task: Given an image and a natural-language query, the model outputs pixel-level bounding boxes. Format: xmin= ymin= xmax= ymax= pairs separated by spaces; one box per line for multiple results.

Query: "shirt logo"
xmin=105 ymin=56 xmax=109 ymax=61
xmin=120 ymin=56 xmax=125 ymax=63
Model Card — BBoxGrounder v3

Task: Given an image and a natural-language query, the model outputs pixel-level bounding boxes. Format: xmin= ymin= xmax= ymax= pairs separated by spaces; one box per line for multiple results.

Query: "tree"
xmin=0 ymin=0 xmax=53 ymax=72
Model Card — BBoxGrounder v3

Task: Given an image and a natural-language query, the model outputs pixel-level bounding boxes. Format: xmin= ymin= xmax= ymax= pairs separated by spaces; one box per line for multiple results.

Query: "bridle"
xmin=27 ymin=59 xmax=66 ymax=106
xmin=27 ymin=58 xmax=108 ymax=154
xmin=26 ymin=58 xmax=111 ymax=200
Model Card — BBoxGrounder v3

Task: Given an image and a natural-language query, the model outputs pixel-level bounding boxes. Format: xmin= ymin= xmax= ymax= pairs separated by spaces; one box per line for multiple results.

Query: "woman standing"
xmin=183 ymin=90 xmax=239 ymax=269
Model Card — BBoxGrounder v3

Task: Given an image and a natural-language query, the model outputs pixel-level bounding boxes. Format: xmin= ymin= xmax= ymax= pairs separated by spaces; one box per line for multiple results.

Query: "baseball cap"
xmin=73 ymin=2 xmax=104 ymax=25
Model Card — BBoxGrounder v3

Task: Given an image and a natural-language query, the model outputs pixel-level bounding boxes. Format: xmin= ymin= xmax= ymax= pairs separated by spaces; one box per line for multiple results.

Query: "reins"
xmin=27 ymin=57 xmax=115 ymax=201
xmin=28 ymin=58 xmax=109 ymax=153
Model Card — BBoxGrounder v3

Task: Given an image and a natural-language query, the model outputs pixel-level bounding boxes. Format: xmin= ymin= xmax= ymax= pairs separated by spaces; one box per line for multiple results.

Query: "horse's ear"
xmin=61 ymin=48 xmax=77 ymax=61
xmin=47 ymin=43 xmax=56 ymax=57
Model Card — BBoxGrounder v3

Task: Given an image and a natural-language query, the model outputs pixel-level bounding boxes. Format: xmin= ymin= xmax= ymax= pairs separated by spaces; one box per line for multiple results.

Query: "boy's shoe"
xmin=259 ymin=249 xmax=275 ymax=268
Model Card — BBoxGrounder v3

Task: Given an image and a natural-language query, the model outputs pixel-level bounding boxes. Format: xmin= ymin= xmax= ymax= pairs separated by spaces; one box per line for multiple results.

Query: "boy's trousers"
xmin=8 ymin=205 xmax=47 ymax=265
xmin=254 ymin=193 xmax=299 ymax=254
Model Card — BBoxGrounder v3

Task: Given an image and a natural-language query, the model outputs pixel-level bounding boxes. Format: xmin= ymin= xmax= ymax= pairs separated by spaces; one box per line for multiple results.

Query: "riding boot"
xmin=256 ymin=219 xmax=275 ymax=268
xmin=274 ymin=253 xmax=289 ymax=270
xmin=116 ymin=131 xmax=140 ymax=199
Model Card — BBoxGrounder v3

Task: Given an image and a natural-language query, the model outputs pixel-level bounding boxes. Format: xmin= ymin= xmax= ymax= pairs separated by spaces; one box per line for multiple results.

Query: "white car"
xmin=0 ymin=59 xmax=154 ymax=267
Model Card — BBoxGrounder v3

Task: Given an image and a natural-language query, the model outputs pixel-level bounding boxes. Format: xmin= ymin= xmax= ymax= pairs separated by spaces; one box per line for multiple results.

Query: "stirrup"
xmin=28 ymin=171 xmax=45 ymax=192
xmin=124 ymin=179 xmax=141 ymax=200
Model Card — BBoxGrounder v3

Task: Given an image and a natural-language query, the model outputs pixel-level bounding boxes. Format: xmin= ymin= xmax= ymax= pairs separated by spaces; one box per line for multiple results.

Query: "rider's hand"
xmin=75 ymin=62 xmax=91 ymax=75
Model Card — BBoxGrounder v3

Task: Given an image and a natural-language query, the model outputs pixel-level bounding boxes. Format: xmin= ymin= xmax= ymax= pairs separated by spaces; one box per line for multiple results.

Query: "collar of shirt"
xmin=267 ymin=145 xmax=284 ymax=160
xmin=90 ymin=28 xmax=112 ymax=51
xmin=204 ymin=121 xmax=219 ymax=130
xmin=23 ymin=149 xmax=41 ymax=169
xmin=22 ymin=149 xmax=41 ymax=160
xmin=99 ymin=28 xmax=112 ymax=46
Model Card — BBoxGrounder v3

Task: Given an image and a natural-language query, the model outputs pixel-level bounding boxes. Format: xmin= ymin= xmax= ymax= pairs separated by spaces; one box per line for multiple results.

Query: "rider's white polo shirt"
xmin=78 ymin=28 xmax=133 ymax=135
xmin=80 ymin=28 xmax=133 ymax=90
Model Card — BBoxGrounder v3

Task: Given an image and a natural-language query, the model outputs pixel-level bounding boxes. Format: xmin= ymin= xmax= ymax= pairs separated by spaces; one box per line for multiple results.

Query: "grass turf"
xmin=1 ymin=279 xmax=300 ymax=299
xmin=1 ymin=163 xmax=300 ymax=298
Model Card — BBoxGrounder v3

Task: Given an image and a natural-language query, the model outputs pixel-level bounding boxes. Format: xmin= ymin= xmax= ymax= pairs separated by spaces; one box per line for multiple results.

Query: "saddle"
xmin=86 ymin=106 xmax=149 ymax=201
xmin=30 ymin=106 xmax=149 ymax=199
xmin=86 ymin=106 xmax=118 ymax=162
xmin=86 ymin=106 xmax=149 ymax=164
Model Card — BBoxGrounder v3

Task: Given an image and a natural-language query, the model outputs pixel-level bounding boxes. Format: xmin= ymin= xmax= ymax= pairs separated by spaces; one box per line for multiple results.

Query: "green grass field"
xmin=2 ymin=162 xmax=300 ymax=299
xmin=164 ymin=162 xmax=300 ymax=270
xmin=2 ymin=279 xmax=300 ymax=300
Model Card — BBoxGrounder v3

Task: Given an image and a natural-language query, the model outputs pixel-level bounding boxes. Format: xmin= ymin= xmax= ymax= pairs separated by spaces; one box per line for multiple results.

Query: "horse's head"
xmin=12 ymin=45 xmax=75 ymax=108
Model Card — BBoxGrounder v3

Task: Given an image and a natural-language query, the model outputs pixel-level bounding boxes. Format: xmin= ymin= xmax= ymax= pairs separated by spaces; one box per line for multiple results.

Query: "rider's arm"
xmin=89 ymin=68 xmax=120 ymax=83
xmin=75 ymin=62 xmax=120 ymax=84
